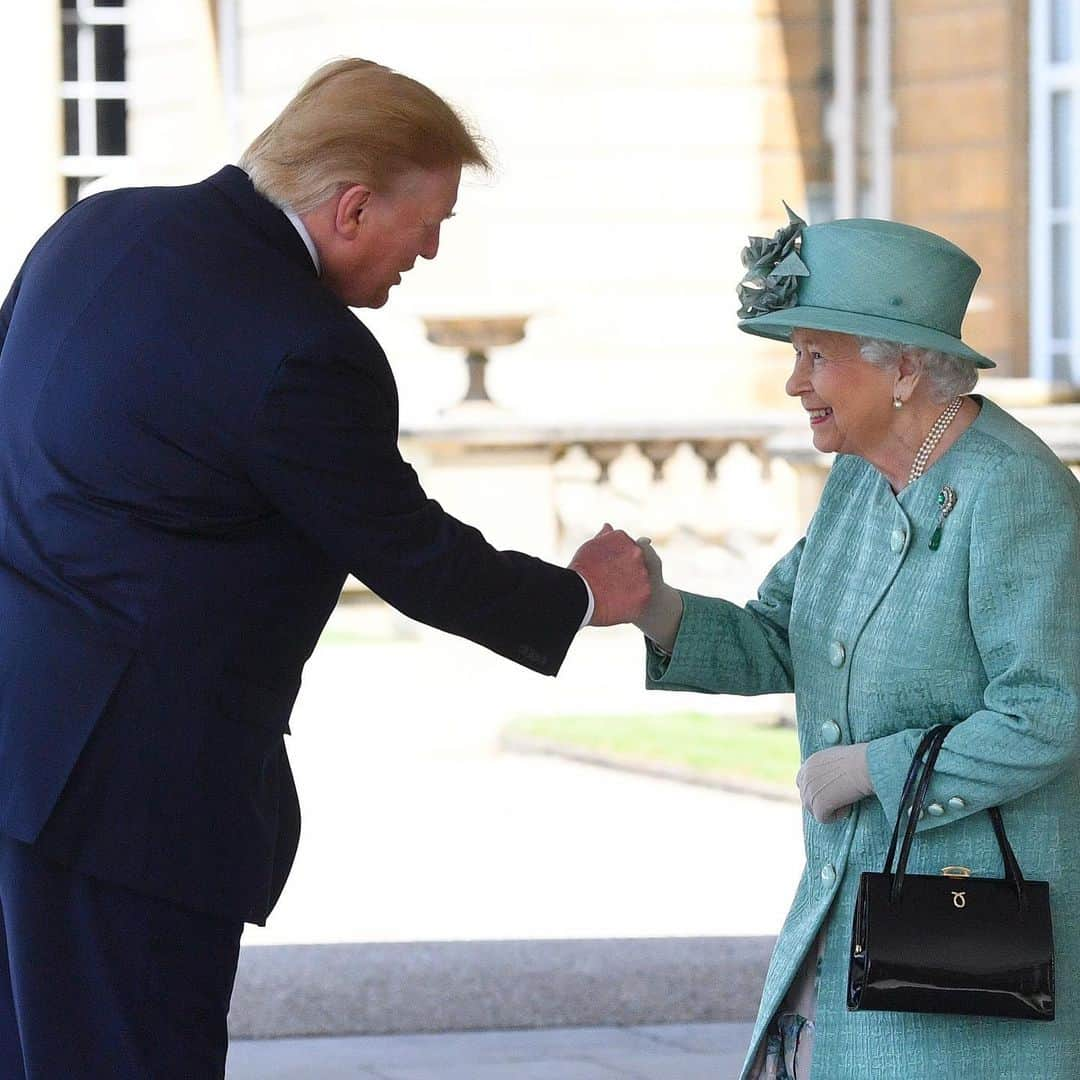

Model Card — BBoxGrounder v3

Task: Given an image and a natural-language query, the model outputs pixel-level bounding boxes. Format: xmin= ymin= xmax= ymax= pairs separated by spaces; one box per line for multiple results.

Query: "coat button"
xmin=820 ymin=720 xmax=842 ymax=745
xmin=926 ymin=802 xmax=945 ymax=817
xmin=820 ymin=863 xmax=836 ymax=884
xmin=890 ymin=528 xmax=907 ymax=553
xmin=948 ymin=797 xmax=966 ymax=810
xmin=828 ymin=640 xmax=846 ymax=668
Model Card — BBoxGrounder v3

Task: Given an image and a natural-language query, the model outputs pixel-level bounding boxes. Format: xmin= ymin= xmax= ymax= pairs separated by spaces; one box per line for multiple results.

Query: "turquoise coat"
xmin=647 ymin=399 xmax=1080 ymax=1078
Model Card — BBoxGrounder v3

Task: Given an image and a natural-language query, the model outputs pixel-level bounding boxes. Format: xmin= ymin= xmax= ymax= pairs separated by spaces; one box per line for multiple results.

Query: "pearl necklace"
xmin=907 ymin=396 xmax=963 ymax=486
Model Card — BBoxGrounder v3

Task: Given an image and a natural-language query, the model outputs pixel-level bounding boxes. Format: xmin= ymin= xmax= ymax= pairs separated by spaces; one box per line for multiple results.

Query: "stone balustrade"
xmin=337 ymin=400 xmax=1080 ymax=598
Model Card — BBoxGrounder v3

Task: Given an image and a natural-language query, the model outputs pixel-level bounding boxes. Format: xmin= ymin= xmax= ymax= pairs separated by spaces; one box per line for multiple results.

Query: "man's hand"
xmin=569 ymin=524 xmax=650 ymax=626
xmin=796 ymin=743 xmax=873 ymax=823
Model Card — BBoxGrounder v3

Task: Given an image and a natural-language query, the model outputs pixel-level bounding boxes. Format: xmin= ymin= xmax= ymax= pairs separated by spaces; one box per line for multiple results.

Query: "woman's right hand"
xmin=633 ymin=538 xmax=684 ymax=653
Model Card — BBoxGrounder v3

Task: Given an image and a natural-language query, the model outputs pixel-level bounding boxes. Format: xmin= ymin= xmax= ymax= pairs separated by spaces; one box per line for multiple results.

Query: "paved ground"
xmin=240 ymin=602 xmax=803 ymax=948
xmin=227 ymin=1022 xmax=756 ymax=1079
xmin=230 ymin=602 xmax=803 ymax=1073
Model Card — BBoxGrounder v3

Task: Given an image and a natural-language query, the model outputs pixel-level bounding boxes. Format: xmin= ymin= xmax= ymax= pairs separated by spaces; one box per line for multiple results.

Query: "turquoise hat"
xmin=736 ymin=205 xmax=995 ymax=368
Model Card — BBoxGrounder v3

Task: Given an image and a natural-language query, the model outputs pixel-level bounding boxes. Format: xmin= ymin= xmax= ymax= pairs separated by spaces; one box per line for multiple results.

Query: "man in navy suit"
xmin=0 ymin=59 xmax=649 ymax=1078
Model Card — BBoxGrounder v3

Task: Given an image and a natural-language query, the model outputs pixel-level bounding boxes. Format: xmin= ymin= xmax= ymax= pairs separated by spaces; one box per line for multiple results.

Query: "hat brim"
xmin=738 ymin=306 xmax=995 ymax=369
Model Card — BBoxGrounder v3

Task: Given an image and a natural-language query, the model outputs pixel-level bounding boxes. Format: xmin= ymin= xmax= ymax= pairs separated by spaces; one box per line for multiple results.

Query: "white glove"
xmin=632 ymin=538 xmax=683 ymax=653
xmin=796 ymin=742 xmax=873 ymax=824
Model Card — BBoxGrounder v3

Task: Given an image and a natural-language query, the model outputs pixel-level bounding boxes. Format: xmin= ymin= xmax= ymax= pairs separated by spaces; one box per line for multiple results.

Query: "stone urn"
xmin=420 ymin=314 xmax=530 ymax=409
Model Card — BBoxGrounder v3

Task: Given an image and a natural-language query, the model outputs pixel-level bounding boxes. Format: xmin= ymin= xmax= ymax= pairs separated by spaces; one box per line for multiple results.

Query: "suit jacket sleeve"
xmin=643 ymin=537 xmax=803 ymax=694
xmin=244 ymin=348 xmax=587 ymax=675
xmin=0 ymin=267 xmax=22 ymax=351
xmin=867 ymin=454 xmax=1080 ymax=829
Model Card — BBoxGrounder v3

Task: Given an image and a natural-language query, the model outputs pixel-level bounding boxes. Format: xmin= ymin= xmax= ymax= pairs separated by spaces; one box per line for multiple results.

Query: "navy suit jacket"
xmin=0 ymin=167 xmax=586 ymax=923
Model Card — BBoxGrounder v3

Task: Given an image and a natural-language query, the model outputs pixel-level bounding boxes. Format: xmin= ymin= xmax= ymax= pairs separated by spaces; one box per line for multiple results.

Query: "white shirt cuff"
xmin=574 ymin=572 xmax=594 ymax=630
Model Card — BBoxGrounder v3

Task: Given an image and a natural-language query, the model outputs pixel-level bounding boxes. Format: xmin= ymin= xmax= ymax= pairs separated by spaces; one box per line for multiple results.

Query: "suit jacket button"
xmin=890 ymin=528 xmax=907 ymax=553
xmin=828 ymin=640 xmax=846 ymax=668
xmin=820 ymin=863 xmax=837 ymax=884
xmin=820 ymin=720 xmax=842 ymax=745
xmin=948 ymin=796 xmax=966 ymax=810
xmin=926 ymin=802 xmax=945 ymax=817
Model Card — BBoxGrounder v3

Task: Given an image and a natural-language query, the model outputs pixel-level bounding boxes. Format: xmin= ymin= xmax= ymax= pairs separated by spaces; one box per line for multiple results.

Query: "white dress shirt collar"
xmin=282 ymin=207 xmax=321 ymax=276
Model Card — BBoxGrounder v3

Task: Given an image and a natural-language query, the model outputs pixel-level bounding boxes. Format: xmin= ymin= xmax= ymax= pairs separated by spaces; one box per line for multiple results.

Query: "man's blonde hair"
xmin=239 ymin=58 xmax=490 ymax=213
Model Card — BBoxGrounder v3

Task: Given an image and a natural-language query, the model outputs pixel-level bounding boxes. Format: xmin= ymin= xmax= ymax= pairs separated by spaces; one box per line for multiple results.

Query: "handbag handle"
xmin=883 ymin=724 xmax=1027 ymax=907
xmin=882 ymin=725 xmax=946 ymax=876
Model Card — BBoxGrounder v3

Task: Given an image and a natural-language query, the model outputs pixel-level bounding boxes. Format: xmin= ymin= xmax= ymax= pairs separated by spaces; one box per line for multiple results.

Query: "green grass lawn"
xmin=507 ymin=712 xmax=800 ymax=788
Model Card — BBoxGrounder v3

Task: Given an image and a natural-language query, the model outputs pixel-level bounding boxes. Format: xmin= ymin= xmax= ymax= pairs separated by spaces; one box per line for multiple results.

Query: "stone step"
xmin=229 ymin=936 xmax=774 ymax=1040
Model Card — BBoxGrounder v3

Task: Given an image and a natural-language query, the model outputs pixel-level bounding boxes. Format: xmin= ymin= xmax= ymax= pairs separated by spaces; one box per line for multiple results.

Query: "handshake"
xmin=567 ymin=524 xmax=684 ymax=651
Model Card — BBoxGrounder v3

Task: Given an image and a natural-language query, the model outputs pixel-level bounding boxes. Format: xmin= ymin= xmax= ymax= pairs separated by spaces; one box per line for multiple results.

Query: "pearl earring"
xmin=893 ymin=397 xmax=903 ymax=409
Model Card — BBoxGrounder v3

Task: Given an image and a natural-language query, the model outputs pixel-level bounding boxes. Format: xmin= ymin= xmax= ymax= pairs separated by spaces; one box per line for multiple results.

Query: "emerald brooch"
xmin=928 ymin=485 xmax=957 ymax=551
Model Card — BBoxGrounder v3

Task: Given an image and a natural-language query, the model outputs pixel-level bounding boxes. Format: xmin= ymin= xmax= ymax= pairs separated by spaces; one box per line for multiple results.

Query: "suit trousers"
xmin=0 ymin=833 xmax=244 ymax=1079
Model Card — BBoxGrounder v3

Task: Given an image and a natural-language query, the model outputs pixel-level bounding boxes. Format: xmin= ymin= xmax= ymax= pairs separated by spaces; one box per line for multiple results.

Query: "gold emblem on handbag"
xmin=847 ymin=724 xmax=1055 ymax=1021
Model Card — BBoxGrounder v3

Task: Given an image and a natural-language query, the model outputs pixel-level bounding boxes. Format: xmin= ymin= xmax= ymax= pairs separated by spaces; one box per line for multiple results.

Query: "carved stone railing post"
xmin=641 ymin=440 xmax=679 ymax=481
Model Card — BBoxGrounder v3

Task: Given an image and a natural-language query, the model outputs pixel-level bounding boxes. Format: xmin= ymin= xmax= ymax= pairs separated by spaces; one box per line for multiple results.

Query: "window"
xmin=1031 ymin=0 xmax=1079 ymax=381
xmin=60 ymin=0 xmax=130 ymax=207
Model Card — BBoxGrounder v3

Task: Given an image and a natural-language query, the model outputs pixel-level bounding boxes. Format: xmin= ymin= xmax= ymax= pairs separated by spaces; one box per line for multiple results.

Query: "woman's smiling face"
xmin=786 ymin=328 xmax=897 ymax=458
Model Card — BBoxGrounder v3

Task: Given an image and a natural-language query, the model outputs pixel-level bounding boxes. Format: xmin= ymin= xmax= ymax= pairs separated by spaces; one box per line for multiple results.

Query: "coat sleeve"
xmin=867 ymin=453 xmax=1080 ymax=830
xmin=644 ymin=537 xmax=803 ymax=695
xmin=244 ymin=349 xmax=588 ymax=676
xmin=0 ymin=267 xmax=22 ymax=353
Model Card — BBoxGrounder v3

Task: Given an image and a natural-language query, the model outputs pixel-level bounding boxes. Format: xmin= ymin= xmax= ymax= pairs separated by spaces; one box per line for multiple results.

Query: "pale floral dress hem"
xmin=746 ymin=926 xmax=824 ymax=1079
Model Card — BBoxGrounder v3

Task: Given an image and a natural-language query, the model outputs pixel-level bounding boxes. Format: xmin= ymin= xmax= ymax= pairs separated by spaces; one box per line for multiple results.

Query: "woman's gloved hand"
xmin=796 ymin=742 xmax=874 ymax=823
xmin=632 ymin=538 xmax=684 ymax=653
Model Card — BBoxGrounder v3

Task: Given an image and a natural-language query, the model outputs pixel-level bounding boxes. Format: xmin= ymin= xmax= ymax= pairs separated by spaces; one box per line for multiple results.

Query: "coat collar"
xmin=206 ymin=165 xmax=319 ymax=279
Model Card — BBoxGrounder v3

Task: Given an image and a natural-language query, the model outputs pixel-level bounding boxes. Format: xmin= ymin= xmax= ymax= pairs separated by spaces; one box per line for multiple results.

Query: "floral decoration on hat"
xmin=737 ymin=202 xmax=810 ymax=319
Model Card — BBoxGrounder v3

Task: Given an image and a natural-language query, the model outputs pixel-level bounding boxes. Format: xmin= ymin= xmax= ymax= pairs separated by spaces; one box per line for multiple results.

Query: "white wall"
xmin=132 ymin=0 xmax=805 ymax=423
xmin=0 ymin=9 xmax=64 ymax=290
xmin=1 ymin=1 xmax=808 ymax=421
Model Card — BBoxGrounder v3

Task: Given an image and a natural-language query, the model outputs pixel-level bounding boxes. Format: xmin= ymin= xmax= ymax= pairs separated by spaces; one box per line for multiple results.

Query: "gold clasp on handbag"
xmin=941 ymin=866 xmax=972 ymax=879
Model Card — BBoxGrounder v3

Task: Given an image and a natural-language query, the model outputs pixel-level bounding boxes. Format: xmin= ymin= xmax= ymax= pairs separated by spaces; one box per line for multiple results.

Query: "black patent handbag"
xmin=847 ymin=723 xmax=1055 ymax=1021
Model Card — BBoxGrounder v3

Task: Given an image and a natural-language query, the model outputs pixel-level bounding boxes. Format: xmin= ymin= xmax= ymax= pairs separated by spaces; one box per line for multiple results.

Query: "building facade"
xmin=0 ymin=1 xmax=1070 ymax=419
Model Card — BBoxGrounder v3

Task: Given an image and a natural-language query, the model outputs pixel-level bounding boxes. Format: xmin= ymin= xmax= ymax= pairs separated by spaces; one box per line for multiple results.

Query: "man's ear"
xmin=334 ymin=185 xmax=372 ymax=239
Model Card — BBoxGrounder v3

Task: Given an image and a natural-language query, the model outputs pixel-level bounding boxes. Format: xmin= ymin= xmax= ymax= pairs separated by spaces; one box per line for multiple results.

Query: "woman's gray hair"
xmin=857 ymin=338 xmax=978 ymax=402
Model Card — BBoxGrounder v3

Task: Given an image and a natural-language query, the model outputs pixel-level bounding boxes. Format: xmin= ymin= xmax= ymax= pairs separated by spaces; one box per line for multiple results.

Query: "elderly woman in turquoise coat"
xmin=631 ymin=211 xmax=1080 ymax=1078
